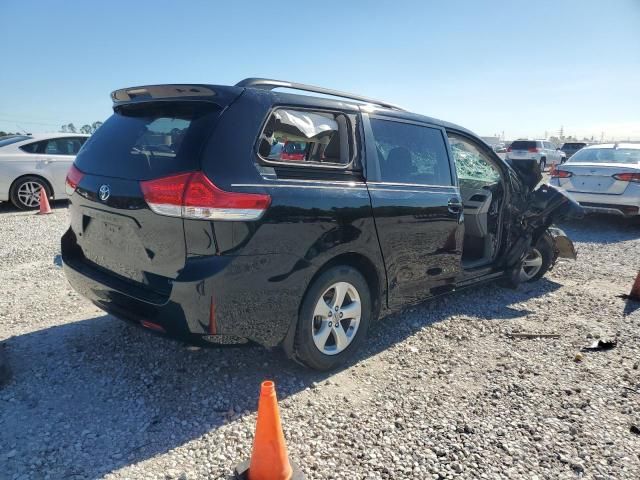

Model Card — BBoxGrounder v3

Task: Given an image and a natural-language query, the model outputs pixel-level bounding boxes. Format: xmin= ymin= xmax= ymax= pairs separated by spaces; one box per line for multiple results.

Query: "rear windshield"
xmin=510 ymin=140 xmax=536 ymax=150
xmin=562 ymin=143 xmax=586 ymax=149
xmin=568 ymin=148 xmax=640 ymax=164
xmin=74 ymin=102 xmax=220 ymax=180
xmin=0 ymin=135 xmax=30 ymax=147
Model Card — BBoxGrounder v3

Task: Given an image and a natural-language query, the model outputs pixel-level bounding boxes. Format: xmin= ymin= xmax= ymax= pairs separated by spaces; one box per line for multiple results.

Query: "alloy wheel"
xmin=17 ymin=181 xmax=43 ymax=208
xmin=519 ymin=248 xmax=543 ymax=282
xmin=311 ymin=281 xmax=361 ymax=356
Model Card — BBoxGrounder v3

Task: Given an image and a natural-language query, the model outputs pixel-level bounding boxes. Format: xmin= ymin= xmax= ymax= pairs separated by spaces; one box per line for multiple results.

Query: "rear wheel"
xmin=294 ymin=266 xmax=371 ymax=370
xmin=10 ymin=176 xmax=52 ymax=210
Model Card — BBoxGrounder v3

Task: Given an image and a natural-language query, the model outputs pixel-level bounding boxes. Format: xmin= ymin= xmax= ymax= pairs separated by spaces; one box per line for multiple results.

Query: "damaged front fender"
xmin=547 ymin=226 xmax=577 ymax=260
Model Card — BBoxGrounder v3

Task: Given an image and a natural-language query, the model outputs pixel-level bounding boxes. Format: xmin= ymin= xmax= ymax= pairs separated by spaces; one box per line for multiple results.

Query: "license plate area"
xmin=81 ymin=210 xmax=148 ymax=283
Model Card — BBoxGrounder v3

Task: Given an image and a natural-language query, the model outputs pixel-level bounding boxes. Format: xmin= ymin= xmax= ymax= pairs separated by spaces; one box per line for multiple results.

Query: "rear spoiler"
xmin=110 ymin=84 xmax=243 ymax=109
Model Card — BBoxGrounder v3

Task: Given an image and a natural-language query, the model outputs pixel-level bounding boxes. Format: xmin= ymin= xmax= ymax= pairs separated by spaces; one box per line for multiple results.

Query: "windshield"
xmin=0 ymin=135 xmax=30 ymax=147
xmin=561 ymin=143 xmax=586 ymax=150
xmin=568 ymin=147 xmax=640 ymax=164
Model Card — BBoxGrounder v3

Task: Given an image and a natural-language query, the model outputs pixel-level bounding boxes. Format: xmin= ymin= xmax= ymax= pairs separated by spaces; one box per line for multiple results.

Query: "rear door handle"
xmin=448 ymin=197 xmax=462 ymax=214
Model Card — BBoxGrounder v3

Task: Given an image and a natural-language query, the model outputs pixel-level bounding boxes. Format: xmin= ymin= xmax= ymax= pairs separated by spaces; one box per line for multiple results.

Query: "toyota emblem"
xmin=98 ymin=184 xmax=111 ymax=201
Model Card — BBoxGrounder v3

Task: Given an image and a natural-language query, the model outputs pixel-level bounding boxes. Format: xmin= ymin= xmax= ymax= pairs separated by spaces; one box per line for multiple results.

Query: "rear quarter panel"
xmin=193 ymin=91 xmax=386 ymax=346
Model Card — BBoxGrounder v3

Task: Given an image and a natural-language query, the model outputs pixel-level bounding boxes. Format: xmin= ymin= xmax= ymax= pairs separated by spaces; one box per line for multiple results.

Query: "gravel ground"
xmin=0 ymin=201 xmax=639 ymax=480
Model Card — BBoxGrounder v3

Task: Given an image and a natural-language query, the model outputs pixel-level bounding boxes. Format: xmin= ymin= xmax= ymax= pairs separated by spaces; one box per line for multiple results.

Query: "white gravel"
xmin=1 ymin=201 xmax=639 ymax=480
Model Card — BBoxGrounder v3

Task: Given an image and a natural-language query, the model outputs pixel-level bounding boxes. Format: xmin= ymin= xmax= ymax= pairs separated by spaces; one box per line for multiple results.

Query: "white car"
xmin=506 ymin=139 xmax=565 ymax=170
xmin=0 ymin=133 xmax=89 ymax=209
xmin=549 ymin=143 xmax=640 ymax=217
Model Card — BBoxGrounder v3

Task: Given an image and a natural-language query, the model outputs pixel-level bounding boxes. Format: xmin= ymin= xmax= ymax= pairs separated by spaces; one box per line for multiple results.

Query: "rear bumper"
xmin=62 ymin=228 xmax=312 ymax=347
xmin=548 ymin=186 xmax=640 ymax=217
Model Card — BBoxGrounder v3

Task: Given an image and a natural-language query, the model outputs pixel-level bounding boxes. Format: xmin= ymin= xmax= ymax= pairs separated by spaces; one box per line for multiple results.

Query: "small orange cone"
xmin=625 ymin=271 xmax=640 ymax=301
xmin=37 ymin=187 xmax=52 ymax=215
xmin=235 ymin=381 xmax=303 ymax=480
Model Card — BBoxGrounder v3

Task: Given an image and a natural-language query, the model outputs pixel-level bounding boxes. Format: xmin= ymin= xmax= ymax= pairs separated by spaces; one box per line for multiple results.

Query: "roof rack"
xmin=235 ymin=78 xmax=404 ymax=111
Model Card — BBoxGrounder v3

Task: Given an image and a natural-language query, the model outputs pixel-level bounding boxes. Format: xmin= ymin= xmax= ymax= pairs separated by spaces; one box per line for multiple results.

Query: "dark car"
xmin=560 ymin=142 xmax=588 ymax=160
xmin=61 ymin=79 xmax=582 ymax=370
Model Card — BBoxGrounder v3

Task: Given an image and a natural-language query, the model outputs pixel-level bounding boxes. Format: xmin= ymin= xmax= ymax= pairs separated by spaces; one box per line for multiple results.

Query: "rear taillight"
xmin=140 ymin=172 xmax=271 ymax=221
xmin=528 ymin=147 xmax=539 ymax=153
xmin=65 ymin=164 xmax=85 ymax=195
xmin=612 ymin=172 xmax=640 ymax=183
xmin=551 ymin=170 xmax=573 ymax=178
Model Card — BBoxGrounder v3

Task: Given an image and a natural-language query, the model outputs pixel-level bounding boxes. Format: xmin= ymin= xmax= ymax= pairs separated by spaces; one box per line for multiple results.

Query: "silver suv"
xmin=506 ymin=140 xmax=565 ymax=170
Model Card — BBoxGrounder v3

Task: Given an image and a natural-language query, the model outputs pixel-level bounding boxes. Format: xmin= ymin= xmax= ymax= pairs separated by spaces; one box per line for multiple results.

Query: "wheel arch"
xmin=281 ymin=251 xmax=385 ymax=359
xmin=10 ymin=173 xmax=55 ymax=198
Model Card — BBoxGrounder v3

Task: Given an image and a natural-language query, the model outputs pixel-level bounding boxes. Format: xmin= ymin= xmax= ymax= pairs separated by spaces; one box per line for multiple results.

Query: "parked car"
xmin=560 ymin=142 xmax=588 ymax=160
xmin=0 ymin=133 xmax=89 ymax=209
xmin=550 ymin=143 xmax=640 ymax=217
xmin=280 ymin=141 xmax=307 ymax=161
xmin=61 ymin=79 xmax=581 ymax=370
xmin=506 ymin=140 xmax=565 ymax=170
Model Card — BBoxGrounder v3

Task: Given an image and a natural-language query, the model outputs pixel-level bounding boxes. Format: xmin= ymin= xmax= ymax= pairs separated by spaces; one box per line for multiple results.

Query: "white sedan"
xmin=550 ymin=143 xmax=640 ymax=217
xmin=0 ymin=133 xmax=89 ymax=209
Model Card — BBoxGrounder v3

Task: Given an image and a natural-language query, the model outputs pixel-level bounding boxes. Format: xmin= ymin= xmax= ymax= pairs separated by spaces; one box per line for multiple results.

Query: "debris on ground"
xmin=509 ymin=332 xmax=561 ymax=339
xmin=582 ymin=338 xmax=618 ymax=352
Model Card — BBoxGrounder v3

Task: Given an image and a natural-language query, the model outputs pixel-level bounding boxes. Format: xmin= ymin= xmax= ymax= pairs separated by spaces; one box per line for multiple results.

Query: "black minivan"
xmin=62 ymin=79 xmax=581 ymax=370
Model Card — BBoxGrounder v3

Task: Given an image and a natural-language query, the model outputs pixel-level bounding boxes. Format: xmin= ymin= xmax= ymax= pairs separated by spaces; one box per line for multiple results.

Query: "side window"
xmin=447 ymin=134 xmax=501 ymax=184
xmin=369 ymin=118 xmax=452 ymax=185
xmin=20 ymin=141 xmax=46 ymax=154
xmin=258 ymin=109 xmax=351 ymax=166
xmin=44 ymin=137 xmax=85 ymax=155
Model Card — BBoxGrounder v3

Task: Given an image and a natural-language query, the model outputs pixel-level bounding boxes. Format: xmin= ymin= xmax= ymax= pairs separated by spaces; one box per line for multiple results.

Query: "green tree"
xmin=91 ymin=121 xmax=103 ymax=133
xmin=67 ymin=123 xmax=77 ymax=133
xmin=80 ymin=124 xmax=92 ymax=134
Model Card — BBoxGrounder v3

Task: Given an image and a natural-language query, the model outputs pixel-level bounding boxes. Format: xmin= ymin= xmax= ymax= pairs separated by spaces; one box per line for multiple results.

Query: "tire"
xmin=520 ymin=233 xmax=554 ymax=283
xmin=10 ymin=176 xmax=52 ymax=210
xmin=539 ymin=157 xmax=547 ymax=171
xmin=294 ymin=266 xmax=372 ymax=371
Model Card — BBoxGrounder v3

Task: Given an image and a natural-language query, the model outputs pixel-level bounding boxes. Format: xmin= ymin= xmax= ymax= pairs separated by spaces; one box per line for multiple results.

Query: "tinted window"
xmin=74 ymin=102 xmax=221 ymax=180
xmin=258 ymin=109 xmax=350 ymax=165
xmin=370 ymin=119 xmax=451 ymax=185
xmin=448 ymin=134 xmax=501 ymax=183
xmin=562 ymin=143 xmax=586 ymax=150
xmin=568 ymin=148 xmax=640 ymax=164
xmin=510 ymin=140 xmax=536 ymax=150
xmin=20 ymin=141 xmax=46 ymax=153
xmin=0 ymin=135 xmax=30 ymax=147
xmin=44 ymin=137 xmax=86 ymax=155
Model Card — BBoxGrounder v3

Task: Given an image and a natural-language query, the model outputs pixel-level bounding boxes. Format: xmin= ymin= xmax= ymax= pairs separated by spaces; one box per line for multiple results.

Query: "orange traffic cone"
xmin=37 ymin=187 xmax=52 ymax=215
xmin=235 ymin=381 xmax=303 ymax=480
xmin=625 ymin=271 xmax=640 ymax=301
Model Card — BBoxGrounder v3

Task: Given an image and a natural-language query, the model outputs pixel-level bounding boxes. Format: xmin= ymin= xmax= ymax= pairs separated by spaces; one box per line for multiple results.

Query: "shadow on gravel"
xmin=0 ymin=278 xmax=560 ymax=478
xmin=559 ymin=214 xmax=640 ymax=245
xmin=0 ymin=200 xmax=68 ymax=214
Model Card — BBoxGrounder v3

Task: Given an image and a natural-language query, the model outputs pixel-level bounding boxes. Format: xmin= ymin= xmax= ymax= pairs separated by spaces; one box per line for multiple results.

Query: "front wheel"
xmin=294 ymin=266 xmax=372 ymax=370
xmin=519 ymin=233 xmax=554 ymax=282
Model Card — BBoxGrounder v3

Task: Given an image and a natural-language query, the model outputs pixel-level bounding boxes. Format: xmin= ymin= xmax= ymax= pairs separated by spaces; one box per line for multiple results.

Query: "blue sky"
xmin=1 ymin=0 xmax=639 ymax=140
